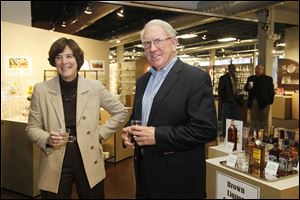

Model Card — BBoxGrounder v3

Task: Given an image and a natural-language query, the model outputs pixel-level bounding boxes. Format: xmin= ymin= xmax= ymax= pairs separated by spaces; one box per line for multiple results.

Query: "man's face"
xmin=255 ymin=65 xmax=264 ymax=76
xmin=142 ymin=25 xmax=177 ymax=70
xmin=228 ymin=65 xmax=236 ymax=74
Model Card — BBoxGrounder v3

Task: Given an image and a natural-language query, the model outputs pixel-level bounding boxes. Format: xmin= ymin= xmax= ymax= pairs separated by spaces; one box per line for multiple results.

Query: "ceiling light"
xmin=71 ymin=19 xmax=77 ymax=24
xmin=201 ymin=34 xmax=206 ymax=40
xmin=178 ymin=54 xmax=190 ymax=58
xmin=276 ymin=43 xmax=286 ymax=47
xmin=176 ymin=45 xmax=185 ymax=49
xmin=218 ymin=37 xmax=236 ymax=42
xmin=116 ymin=37 xmax=120 ymax=44
xmin=117 ymin=9 xmax=124 ymax=17
xmin=61 ymin=21 xmax=66 ymax=28
xmin=135 ymin=44 xmax=143 ymax=48
xmin=177 ymin=34 xmax=197 ymax=39
xmin=50 ymin=26 xmax=55 ymax=32
xmin=84 ymin=4 xmax=92 ymax=15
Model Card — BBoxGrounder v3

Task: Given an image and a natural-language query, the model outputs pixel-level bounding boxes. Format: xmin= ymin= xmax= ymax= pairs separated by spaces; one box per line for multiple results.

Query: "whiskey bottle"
xmin=268 ymin=138 xmax=280 ymax=163
xmin=289 ymin=140 xmax=299 ymax=168
xmin=252 ymin=136 xmax=265 ymax=178
xmin=227 ymin=120 xmax=238 ymax=151
xmin=278 ymin=139 xmax=293 ymax=177
xmin=278 ymin=129 xmax=285 ymax=150
xmin=247 ymin=136 xmax=255 ymax=174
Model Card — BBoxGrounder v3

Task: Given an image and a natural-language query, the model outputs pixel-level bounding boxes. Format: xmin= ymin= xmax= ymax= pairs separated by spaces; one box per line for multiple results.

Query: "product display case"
xmin=206 ymin=156 xmax=299 ymax=199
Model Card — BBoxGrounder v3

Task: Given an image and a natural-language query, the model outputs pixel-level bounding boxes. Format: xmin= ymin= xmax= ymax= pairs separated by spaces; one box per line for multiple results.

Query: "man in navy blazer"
xmin=122 ymin=19 xmax=217 ymax=199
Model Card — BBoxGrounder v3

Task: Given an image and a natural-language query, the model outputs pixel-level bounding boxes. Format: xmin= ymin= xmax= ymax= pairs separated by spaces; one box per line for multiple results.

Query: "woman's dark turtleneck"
xmin=59 ymin=74 xmax=78 ymax=136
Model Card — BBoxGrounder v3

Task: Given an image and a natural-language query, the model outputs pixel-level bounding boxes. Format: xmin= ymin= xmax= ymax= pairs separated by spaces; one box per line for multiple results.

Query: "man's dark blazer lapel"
xmin=148 ymin=60 xmax=182 ymax=125
xmin=135 ymin=72 xmax=152 ymax=120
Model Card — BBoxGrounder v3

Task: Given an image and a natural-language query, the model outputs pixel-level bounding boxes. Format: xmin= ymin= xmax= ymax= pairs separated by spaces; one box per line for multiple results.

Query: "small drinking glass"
xmin=58 ymin=128 xmax=70 ymax=145
xmin=131 ymin=120 xmax=142 ymax=126
xmin=130 ymin=120 xmax=142 ymax=143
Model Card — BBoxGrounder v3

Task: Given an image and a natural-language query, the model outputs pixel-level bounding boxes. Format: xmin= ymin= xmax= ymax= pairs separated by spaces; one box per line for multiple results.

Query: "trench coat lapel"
xmin=48 ymin=76 xmax=65 ymax=128
xmin=76 ymin=77 xmax=89 ymax=126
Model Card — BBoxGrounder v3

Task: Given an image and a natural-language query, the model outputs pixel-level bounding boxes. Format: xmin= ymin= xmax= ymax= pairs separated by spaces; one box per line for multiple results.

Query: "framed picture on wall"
xmin=90 ymin=59 xmax=105 ymax=74
xmin=5 ymin=55 xmax=33 ymax=76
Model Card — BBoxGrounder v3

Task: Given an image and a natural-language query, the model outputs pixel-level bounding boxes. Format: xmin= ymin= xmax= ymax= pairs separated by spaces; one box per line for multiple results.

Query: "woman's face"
xmin=55 ymin=45 xmax=77 ymax=81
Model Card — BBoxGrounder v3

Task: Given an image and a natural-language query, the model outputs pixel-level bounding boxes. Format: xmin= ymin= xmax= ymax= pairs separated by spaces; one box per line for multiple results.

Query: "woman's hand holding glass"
xmin=47 ymin=128 xmax=70 ymax=147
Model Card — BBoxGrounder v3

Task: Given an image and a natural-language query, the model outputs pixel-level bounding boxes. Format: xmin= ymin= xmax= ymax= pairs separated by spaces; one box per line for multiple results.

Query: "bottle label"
xmin=269 ymin=155 xmax=278 ymax=162
xmin=279 ymin=157 xmax=293 ymax=172
xmin=253 ymin=148 xmax=261 ymax=161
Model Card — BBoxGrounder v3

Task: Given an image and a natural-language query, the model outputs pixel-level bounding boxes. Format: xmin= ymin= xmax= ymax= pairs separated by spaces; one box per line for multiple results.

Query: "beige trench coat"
xmin=26 ymin=75 xmax=128 ymax=193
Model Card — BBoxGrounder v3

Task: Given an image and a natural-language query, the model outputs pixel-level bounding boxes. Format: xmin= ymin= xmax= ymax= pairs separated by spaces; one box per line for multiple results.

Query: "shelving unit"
xmin=43 ymin=70 xmax=106 ymax=86
xmin=109 ymin=63 xmax=120 ymax=95
xmin=119 ymin=62 xmax=136 ymax=105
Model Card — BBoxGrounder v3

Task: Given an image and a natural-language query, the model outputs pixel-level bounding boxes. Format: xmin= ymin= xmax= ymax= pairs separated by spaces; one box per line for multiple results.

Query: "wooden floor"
xmin=1 ymin=157 xmax=136 ymax=199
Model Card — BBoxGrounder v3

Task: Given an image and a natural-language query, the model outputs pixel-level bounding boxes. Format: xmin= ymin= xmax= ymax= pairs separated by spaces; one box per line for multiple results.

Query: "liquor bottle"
xmin=258 ymin=129 xmax=264 ymax=141
xmin=242 ymin=127 xmax=250 ymax=151
xmin=247 ymin=136 xmax=255 ymax=174
xmin=278 ymin=139 xmax=293 ymax=177
xmin=269 ymin=125 xmax=275 ymax=139
xmin=268 ymin=138 xmax=280 ymax=163
xmin=227 ymin=120 xmax=238 ymax=151
xmin=289 ymin=140 xmax=299 ymax=168
xmin=252 ymin=135 xmax=265 ymax=178
xmin=278 ymin=129 xmax=285 ymax=150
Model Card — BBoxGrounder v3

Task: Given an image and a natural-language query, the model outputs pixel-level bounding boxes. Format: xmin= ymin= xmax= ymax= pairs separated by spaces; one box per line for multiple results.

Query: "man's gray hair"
xmin=140 ymin=19 xmax=177 ymax=42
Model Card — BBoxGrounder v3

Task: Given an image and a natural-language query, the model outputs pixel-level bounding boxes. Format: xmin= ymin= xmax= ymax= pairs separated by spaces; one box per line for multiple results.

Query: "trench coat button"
xmin=87 ymin=131 xmax=90 ymax=135
xmin=82 ymin=116 xmax=86 ymax=120
xmin=94 ymin=160 xmax=98 ymax=164
xmin=90 ymin=146 xmax=94 ymax=150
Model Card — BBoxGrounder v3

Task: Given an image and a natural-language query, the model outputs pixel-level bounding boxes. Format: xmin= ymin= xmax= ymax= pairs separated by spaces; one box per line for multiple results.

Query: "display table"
xmin=206 ymin=156 xmax=299 ymax=199
xmin=272 ymin=95 xmax=292 ymax=119
xmin=208 ymin=144 xmax=229 ymax=159
xmin=1 ymin=119 xmax=41 ymax=197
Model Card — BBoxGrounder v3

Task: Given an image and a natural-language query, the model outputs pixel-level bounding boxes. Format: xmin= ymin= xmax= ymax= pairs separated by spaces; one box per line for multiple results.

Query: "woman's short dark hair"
xmin=48 ymin=37 xmax=84 ymax=71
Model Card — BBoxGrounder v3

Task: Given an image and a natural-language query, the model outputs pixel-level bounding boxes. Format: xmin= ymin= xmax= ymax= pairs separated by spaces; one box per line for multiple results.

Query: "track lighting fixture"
xmin=84 ymin=3 xmax=92 ymax=15
xmin=117 ymin=9 xmax=124 ymax=17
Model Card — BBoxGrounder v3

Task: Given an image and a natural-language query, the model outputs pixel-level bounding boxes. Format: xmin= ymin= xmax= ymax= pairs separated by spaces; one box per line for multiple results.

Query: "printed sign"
xmin=225 ymin=119 xmax=243 ymax=151
xmin=216 ymin=171 xmax=260 ymax=199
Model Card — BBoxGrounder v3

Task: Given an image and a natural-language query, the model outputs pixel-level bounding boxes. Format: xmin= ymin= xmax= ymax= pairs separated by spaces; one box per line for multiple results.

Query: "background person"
xmin=218 ymin=64 xmax=239 ymax=137
xmin=244 ymin=64 xmax=275 ymax=134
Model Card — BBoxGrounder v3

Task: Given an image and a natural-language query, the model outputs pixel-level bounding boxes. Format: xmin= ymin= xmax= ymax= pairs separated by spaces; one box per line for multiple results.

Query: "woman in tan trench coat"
xmin=26 ymin=37 xmax=128 ymax=198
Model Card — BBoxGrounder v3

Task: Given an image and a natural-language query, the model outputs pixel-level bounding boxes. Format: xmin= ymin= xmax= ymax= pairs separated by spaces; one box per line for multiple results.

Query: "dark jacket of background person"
xmin=128 ymin=59 xmax=217 ymax=198
xmin=244 ymin=74 xmax=275 ymax=109
xmin=218 ymin=73 xmax=236 ymax=103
